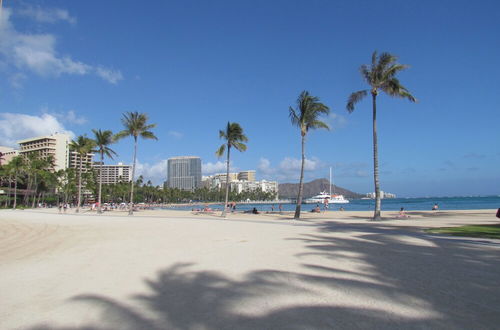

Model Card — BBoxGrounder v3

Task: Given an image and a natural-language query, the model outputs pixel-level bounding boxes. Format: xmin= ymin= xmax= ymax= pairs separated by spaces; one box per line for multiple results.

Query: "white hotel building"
xmin=17 ymin=133 xmax=71 ymax=171
xmin=92 ymin=162 xmax=132 ymax=184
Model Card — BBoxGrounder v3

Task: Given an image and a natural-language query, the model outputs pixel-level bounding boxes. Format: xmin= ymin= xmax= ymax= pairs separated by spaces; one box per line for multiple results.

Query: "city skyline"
xmin=0 ymin=1 xmax=499 ymax=197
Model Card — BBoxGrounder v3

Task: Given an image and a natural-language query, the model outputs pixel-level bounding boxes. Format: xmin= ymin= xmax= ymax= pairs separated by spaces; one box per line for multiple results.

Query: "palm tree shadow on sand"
xmin=28 ymin=223 xmax=500 ymax=330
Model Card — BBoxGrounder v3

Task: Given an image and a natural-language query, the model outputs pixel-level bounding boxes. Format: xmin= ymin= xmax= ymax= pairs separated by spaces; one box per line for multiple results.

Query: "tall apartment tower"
xmin=17 ymin=133 xmax=70 ymax=171
xmin=167 ymin=156 xmax=202 ymax=191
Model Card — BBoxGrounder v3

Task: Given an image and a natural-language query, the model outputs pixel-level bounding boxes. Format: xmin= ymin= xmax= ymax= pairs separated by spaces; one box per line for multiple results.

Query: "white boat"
xmin=303 ymin=167 xmax=349 ymax=204
xmin=304 ymin=191 xmax=349 ymax=204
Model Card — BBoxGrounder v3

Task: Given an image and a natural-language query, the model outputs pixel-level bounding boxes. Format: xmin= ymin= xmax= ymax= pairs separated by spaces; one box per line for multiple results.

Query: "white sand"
xmin=1 ymin=208 xmax=499 ymax=329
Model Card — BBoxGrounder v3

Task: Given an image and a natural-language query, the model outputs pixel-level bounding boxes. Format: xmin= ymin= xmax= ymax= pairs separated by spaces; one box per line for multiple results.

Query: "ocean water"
xmin=164 ymin=196 xmax=500 ymax=212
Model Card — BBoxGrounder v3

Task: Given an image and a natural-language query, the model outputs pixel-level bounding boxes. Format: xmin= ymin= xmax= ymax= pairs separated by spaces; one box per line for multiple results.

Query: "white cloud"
xmin=0 ymin=112 xmax=74 ymax=147
xmin=202 ymin=161 xmax=229 ymax=175
xmin=65 ymin=110 xmax=87 ymax=125
xmin=257 ymin=157 xmax=274 ymax=175
xmin=168 ymin=130 xmax=183 ymax=139
xmin=96 ymin=67 xmax=123 ymax=84
xmin=326 ymin=113 xmax=348 ymax=131
xmin=40 ymin=107 xmax=87 ymax=125
xmin=257 ymin=156 xmax=325 ymax=182
xmin=279 ymin=157 xmax=323 ymax=172
xmin=135 ymin=159 xmax=168 ymax=185
xmin=0 ymin=8 xmax=122 ymax=84
xmin=17 ymin=6 xmax=77 ymax=25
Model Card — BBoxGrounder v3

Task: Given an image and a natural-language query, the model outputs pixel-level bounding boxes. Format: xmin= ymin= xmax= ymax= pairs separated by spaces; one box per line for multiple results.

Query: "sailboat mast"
xmin=329 ymin=167 xmax=332 ymax=195
xmin=330 ymin=167 xmax=336 ymax=195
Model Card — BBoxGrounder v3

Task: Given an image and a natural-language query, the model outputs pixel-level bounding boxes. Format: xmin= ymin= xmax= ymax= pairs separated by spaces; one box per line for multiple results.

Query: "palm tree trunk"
xmin=77 ymin=155 xmax=82 ymax=213
xmin=222 ymin=145 xmax=231 ymax=217
xmin=372 ymin=92 xmax=382 ymax=220
xmin=31 ymin=174 xmax=37 ymax=208
xmin=294 ymin=134 xmax=306 ymax=219
xmin=129 ymin=137 xmax=138 ymax=215
xmin=13 ymin=174 xmax=18 ymax=209
xmin=23 ymin=175 xmax=31 ymax=205
xmin=98 ymin=153 xmax=104 ymax=214
xmin=5 ymin=175 xmax=12 ymax=207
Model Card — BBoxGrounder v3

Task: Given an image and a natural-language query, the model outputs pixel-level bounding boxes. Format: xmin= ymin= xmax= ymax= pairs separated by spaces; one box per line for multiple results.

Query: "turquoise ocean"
xmin=165 ymin=196 xmax=500 ymax=212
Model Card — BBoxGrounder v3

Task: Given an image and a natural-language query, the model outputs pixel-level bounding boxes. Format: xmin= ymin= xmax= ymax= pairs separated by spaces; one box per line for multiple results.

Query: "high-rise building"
xmin=92 ymin=162 xmax=132 ymax=184
xmin=17 ymin=133 xmax=70 ymax=171
xmin=167 ymin=156 xmax=202 ymax=191
xmin=0 ymin=146 xmax=19 ymax=165
xmin=237 ymin=170 xmax=255 ymax=182
xmin=69 ymin=151 xmax=94 ymax=172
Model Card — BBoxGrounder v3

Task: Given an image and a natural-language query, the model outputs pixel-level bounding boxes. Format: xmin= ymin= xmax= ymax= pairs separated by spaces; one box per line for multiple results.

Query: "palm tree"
xmin=216 ymin=122 xmax=248 ymax=217
xmin=8 ymin=156 xmax=24 ymax=209
xmin=69 ymin=135 xmax=96 ymax=213
xmin=347 ymin=51 xmax=416 ymax=220
xmin=115 ymin=112 xmax=157 ymax=215
xmin=289 ymin=91 xmax=330 ymax=219
xmin=92 ymin=129 xmax=118 ymax=214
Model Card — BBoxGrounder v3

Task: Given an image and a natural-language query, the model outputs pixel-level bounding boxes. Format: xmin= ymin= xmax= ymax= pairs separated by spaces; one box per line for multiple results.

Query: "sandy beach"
xmin=1 ymin=208 xmax=499 ymax=329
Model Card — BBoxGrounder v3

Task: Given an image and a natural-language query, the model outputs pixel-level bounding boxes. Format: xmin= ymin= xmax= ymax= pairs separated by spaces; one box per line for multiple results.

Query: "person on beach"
xmin=339 ymin=206 xmax=345 ymax=211
xmin=245 ymin=207 xmax=260 ymax=214
xmin=432 ymin=203 xmax=439 ymax=211
xmin=58 ymin=203 xmax=62 ymax=213
xmin=496 ymin=208 xmax=500 ymax=219
xmin=324 ymin=198 xmax=329 ymax=211
xmin=279 ymin=204 xmax=283 ymax=214
xmin=311 ymin=204 xmax=321 ymax=213
xmin=398 ymin=207 xmax=409 ymax=218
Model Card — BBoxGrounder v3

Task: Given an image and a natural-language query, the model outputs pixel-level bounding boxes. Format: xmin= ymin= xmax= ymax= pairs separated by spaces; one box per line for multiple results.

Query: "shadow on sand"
xmin=29 ymin=222 xmax=500 ymax=330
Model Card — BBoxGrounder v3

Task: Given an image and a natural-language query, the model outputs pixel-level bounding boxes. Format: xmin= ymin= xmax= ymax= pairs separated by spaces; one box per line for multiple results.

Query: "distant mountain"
xmin=278 ymin=179 xmax=363 ymax=199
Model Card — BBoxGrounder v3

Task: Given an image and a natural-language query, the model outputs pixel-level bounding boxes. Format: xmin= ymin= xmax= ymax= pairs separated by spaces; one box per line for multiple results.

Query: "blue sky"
xmin=1 ymin=0 xmax=499 ymax=197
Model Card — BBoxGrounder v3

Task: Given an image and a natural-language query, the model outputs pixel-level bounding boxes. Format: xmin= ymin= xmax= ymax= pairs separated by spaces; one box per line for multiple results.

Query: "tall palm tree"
xmin=289 ymin=91 xmax=330 ymax=219
xmin=69 ymin=135 xmax=96 ymax=213
xmin=347 ymin=51 xmax=416 ymax=220
xmin=115 ymin=112 xmax=157 ymax=215
xmin=216 ymin=122 xmax=248 ymax=217
xmin=92 ymin=129 xmax=118 ymax=214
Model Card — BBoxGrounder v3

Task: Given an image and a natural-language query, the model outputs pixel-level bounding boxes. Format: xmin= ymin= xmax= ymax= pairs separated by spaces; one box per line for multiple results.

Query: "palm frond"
xmin=382 ymin=78 xmax=417 ymax=102
xmin=346 ymin=90 xmax=368 ymax=112
xmin=289 ymin=107 xmax=300 ymax=127
xmin=308 ymin=120 xmax=330 ymax=131
xmin=114 ymin=130 xmax=130 ymax=141
xmin=217 ymin=122 xmax=248 ymax=155
xmin=140 ymin=131 xmax=158 ymax=140
xmin=371 ymin=51 xmax=378 ymax=69
xmin=103 ymin=148 xmax=118 ymax=159
xmin=289 ymin=90 xmax=330 ymax=134
xmin=232 ymin=142 xmax=247 ymax=152
xmin=360 ymin=64 xmax=371 ymax=84
xmin=215 ymin=144 xmax=226 ymax=157
xmin=377 ymin=52 xmax=397 ymax=70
